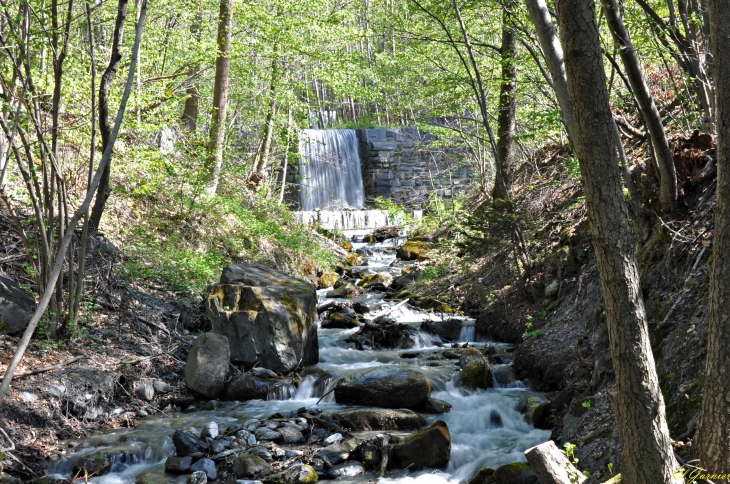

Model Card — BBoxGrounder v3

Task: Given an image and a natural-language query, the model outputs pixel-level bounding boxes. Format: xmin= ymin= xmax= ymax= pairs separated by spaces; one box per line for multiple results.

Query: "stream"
xmin=48 ymin=232 xmax=550 ymax=483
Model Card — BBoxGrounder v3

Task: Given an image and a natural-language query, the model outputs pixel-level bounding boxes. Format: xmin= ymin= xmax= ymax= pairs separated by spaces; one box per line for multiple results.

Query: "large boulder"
xmin=331 ymin=408 xmax=426 ymax=430
xmin=396 ymin=240 xmax=431 ymax=261
xmin=185 ymin=332 xmax=230 ymax=398
xmin=334 ymin=367 xmax=432 ymax=409
xmin=420 ymin=319 xmax=463 ymax=342
xmin=392 ymin=420 xmax=451 ymax=470
xmin=356 ymin=272 xmax=393 ymax=289
xmin=207 ymin=263 xmax=318 ymax=372
xmin=0 ymin=274 xmax=35 ymax=335
xmin=491 ymin=462 xmax=538 ymax=484
xmin=458 ymin=348 xmax=492 ymax=390
xmin=221 ymin=374 xmax=289 ymax=401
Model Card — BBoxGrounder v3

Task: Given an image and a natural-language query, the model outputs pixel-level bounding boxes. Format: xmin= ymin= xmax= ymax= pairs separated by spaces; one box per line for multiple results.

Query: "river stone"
xmin=459 ymin=359 xmax=492 ymax=390
xmin=200 ymin=422 xmax=219 ymax=439
xmin=172 ymin=430 xmax=208 ymax=456
xmin=249 ymin=446 xmax=273 ymax=462
xmin=492 ymin=462 xmax=537 ymax=484
xmin=420 ymin=319 xmax=463 ymax=342
xmin=0 ymin=274 xmax=35 ymax=335
xmin=519 ymin=395 xmax=551 ymax=427
xmin=326 ymin=461 xmax=365 ymax=478
xmin=356 ymin=272 xmax=393 ymax=289
xmin=396 ymin=240 xmax=431 ymax=261
xmin=331 ymin=408 xmax=426 ymax=430
xmin=468 ymin=468 xmax=495 ymax=484
xmin=264 ymin=463 xmax=318 ymax=483
xmin=276 ymin=427 xmax=305 ymax=444
xmin=222 ymin=374 xmax=283 ymax=401
xmin=393 ymin=420 xmax=451 ymax=470
xmin=152 ymin=380 xmax=173 ymax=394
xmin=323 ymin=433 xmax=342 ymax=445
xmin=492 ymin=366 xmax=518 ymax=387
xmin=190 ymin=458 xmax=217 ymax=480
xmin=314 ymin=437 xmax=358 ymax=467
xmin=234 ymin=453 xmax=269 ymax=478
xmin=165 ymin=456 xmax=192 ymax=473
xmin=251 ymin=367 xmax=278 ymax=379
xmin=424 ymin=398 xmax=452 ymax=414
xmin=321 ymin=310 xmax=360 ymax=329
xmin=334 ymin=367 xmax=432 ymax=409
xmin=185 ymin=332 xmax=230 ymax=398
xmin=255 ymin=428 xmax=281 ymax=441
xmin=207 ymin=263 xmax=319 ymax=372
xmin=325 ymin=283 xmax=361 ymax=299
xmin=72 ymin=453 xmax=111 ymax=477
xmin=186 ymin=471 xmax=207 ymax=484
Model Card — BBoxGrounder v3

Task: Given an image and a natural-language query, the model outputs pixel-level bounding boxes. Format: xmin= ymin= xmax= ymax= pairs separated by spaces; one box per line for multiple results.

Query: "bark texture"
xmin=555 ymin=0 xmax=679 ymax=482
xmin=602 ymin=0 xmax=677 ymax=212
xmin=206 ymin=0 xmax=233 ymax=195
xmin=525 ymin=441 xmax=586 ymax=484
xmin=695 ymin=0 xmax=730 ymax=472
xmin=88 ymin=0 xmax=128 ymax=232
xmin=525 ymin=0 xmax=575 ymax=142
xmin=495 ymin=4 xmax=517 ymax=193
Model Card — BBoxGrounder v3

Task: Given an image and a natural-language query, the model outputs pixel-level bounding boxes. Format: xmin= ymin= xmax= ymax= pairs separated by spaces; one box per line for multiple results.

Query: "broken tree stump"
xmin=525 ymin=440 xmax=587 ymax=484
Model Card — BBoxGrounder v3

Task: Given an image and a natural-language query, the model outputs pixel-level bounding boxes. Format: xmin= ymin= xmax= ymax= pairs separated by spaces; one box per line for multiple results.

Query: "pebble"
xmin=137 ymin=409 xmax=148 ymax=417
xmin=323 ymin=432 xmax=343 ymax=445
xmin=285 ymin=449 xmax=304 ymax=458
xmin=187 ymin=470 xmax=207 ymax=484
xmin=200 ymin=422 xmax=219 ymax=439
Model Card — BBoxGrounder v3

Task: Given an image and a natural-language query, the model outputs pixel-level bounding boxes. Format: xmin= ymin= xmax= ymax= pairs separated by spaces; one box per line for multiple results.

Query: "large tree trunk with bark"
xmin=602 ymin=0 xmax=677 ymax=212
xmin=495 ymin=4 xmax=517 ymax=197
xmin=88 ymin=0 xmax=129 ymax=232
xmin=555 ymin=0 xmax=680 ymax=482
xmin=525 ymin=0 xmax=575 ymax=142
xmin=695 ymin=0 xmax=730 ymax=472
xmin=206 ymin=0 xmax=233 ymax=195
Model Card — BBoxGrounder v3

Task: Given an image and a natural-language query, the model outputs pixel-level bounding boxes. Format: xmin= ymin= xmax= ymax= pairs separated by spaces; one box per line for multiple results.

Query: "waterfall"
xmin=298 ymin=129 xmax=365 ymax=211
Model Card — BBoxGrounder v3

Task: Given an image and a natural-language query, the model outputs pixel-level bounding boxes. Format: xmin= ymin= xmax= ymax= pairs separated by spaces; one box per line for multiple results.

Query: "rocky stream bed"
xmin=39 ymin=231 xmax=551 ymax=484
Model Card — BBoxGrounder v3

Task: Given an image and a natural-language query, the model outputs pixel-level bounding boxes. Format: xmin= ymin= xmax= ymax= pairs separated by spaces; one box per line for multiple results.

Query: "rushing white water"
xmin=296 ymin=209 xmax=398 ymax=230
xmin=298 ymin=129 xmax=365 ymax=211
xmin=49 ymin=233 xmax=549 ymax=484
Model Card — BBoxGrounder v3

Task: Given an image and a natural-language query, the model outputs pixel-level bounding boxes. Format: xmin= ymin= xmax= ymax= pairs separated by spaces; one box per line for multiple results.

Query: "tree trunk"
xmin=525 ymin=0 xmax=575 ymax=142
xmin=555 ymin=0 xmax=680 ymax=482
xmin=602 ymin=0 xmax=677 ymax=212
xmin=248 ymin=57 xmax=279 ymax=189
xmin=695 ymin=0 xmax=730 ymax=472
xmin=88 ymin=0 xmax=129 ymax=232
xmin=206 ymin=0 xmax=233 ymax=195
xmin=495 ymin=4 xmax=517 ymax=197
xmin=182 ymin=9 xmax=201 ymax=132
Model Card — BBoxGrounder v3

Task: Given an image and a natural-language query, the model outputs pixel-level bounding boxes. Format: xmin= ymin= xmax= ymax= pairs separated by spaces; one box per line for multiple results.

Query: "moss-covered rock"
xmin=263 ymin=463 xmax=318 ymax=483
xmin=72 ymin=453 xmax=111 ymax=478
xmin=334 ymin=367 xmax=432 ymax=409
xmin=468 ymin=468 xmax=495 ymax=484
xmin=414 ymin=296 xmax=456 ymax=313
xmin=318 ymin=271 xmax=339 ymax=289
xmin=392 ymin=420 xmax=451 ymax=470
xmin=396 ymin=240 xmax=432 ymax=261
xmin=459 ymin=359 xmax=492 ymax=390
xmin=345 ymin=253 xmax=365 ymax=266
xmin=491 ymin=462 xmax=537 ymax=484
xmin=518 ymin=395 xmax=551 ymax=427
xmin=356 ymin=272 xmax=394 ymax=289
xmin=325 ymin=283 xmax=362 ymax=299
xmin=321 ymin=310 xmax=360 ymax=329
xmin=233 ymin=453 xmax=269 ymax=478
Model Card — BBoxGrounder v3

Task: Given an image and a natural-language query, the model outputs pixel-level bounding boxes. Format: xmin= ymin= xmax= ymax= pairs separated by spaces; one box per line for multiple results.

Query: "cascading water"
xmin=298 ymin=129 xmax=365 ymax=211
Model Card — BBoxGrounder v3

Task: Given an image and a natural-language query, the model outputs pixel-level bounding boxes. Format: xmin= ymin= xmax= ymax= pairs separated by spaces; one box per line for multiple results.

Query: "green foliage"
xmin=522 ymin=329 xmax=546 ymax=339
xmin=582 ymin=400 xmax=592 ymax=409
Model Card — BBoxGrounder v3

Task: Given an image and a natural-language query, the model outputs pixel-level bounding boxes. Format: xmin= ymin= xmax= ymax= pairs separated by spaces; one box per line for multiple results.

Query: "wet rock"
xmin=392 ymin=420 xmax=451 ymax=470
xmin=186 ymin=471 xmax=207 ymax=484
xmin=334 ymin=367 xmax=432 ymax=409
xmin=276 ymin=427 xmax=305 ymax=444
xmin=356 ymin=272 xmax=393 ymax=289
xmin=331 ymin=408 xmax=426 ymax=430
xmin=459 ymin=359 xmax=492 ymax=390
xmin=72 ymin=453 xmax=111 ymax=477
xmin=315 ymin=437 xmax=358 ymax=467
xmin=346 ymin=316 xmax=417 ymax=350
xmin=200 ymin=422 xmax=219 ymax=439
xmin=491 ymin=462 xmax=537 ymax=484
xmin=481 ymin=344 xmax=497 ymax=356
xmin=0 ymin=474 xmax=21 ymax=484
xmin=468 ymin=467 xmax=495 ymax=484
xmin=254 ymin=427 xmax=281 ymax=441
xmin=489 ymin=410 xmax=503 ymax=427
xmin=345 ymin=253 xmax=365 ymax=266
xmin=460 ymin=348 xmax=483 ymax=366
xmin=414 ymin=297 xmax=455 ymax=313
xmin=152 ymin=380 xmax=173 ymax=394
xmin=189 ymin=458 xmax=217 ymax=480
xmin=424 ymin=398 xmax=452 ymax=414
xmin=234 ymin=453 xmax=269 ymax=478
xmin=323 ymin=433 xmax=343 ymax=445
xmin=519 ymin=395 xmax=550 ymax=428
xmin=318 ymin=270 xmax=338 ymax=289
xmin=325 ymin=461 xmax=365 ymax=478
xmin=252 ymin=368 xmax=278 ymax=379
xmin=356 ymin=442 xmax=380 ymax=468
xmin=396 ymin=240 xmax=431 ymax=261
xmin=391 ymin=271 xmax=419 ymax=291
xmin=172 ymin=430 xmax=208 ymax=457
xmin=263 ymin=463 xmax=318 ymax=483
xmin=0 ymin=274 xmax=36 ymax=335
xmin=185 ymin=332 xmax=230 ymax=398
xmin=165 ymin=456 xmax=192 ymax=473
xmin=371 ymin=225 xmax=401 ymax=241
xmin=351 ymin=301 xmax=371 ymax=314
xmin=210 ymin=439 xmax=227 ymax=453
xmin=442 ymin=349 xmax=463 ymax=359
xmin=325 ymin=283 xmax=361 ymax=299
xmin=221 ymin=374 xmax=286 ymax=401
xmin=420 ymin=319 xmax=463 ymax=342
xmin=492 ymin=366 xmax=518 ymax=387
xmin=207 ymin=263 xmax=319 ymax=372
xmin=249 ymin=446 xmax=273 ymax=462
xmin=321 ymin=310 xmax=360 ymax=329
xmin=285 ymin=450 xmax=304 ymax=458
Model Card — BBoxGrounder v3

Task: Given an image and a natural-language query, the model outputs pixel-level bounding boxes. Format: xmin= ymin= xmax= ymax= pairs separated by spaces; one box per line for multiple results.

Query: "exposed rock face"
xmin=331 ymin=408 xmax=426 ymax=430
xmin=334 ymin=367 xmax=432 ymax=409
xmin=392 ymin=420 xmax=451 ymax=470
xmin=421 ymin=319 xmax=463 ymax=342
xmin=185 ymin=332 xmax=230 ymax=398
xmin=207 ymin=263 xmax=318 ymax=372
xmin=0 ymin=274 xmax=35 ymax=335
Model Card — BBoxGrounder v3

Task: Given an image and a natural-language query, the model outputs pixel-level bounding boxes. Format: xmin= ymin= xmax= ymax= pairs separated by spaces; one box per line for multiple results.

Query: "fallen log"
xmin=525 ymin=440 xmax=587 ymax=484
xmin=0 ymin=355 xmax=86 ymax=380
xmin=379 ymin=433 xmax=391 ymax=477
